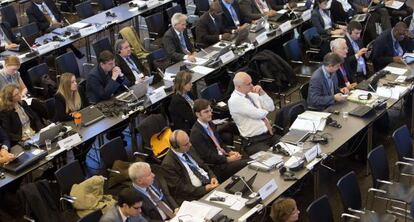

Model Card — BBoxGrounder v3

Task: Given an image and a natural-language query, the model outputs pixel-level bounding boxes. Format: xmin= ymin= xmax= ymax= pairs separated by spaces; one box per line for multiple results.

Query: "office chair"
xmin=306 ymin=195 xmax=334 ymax=222
xmin=194 ymin=0 xmax=209 ymax=16
xmin=19 ymin=22 xmax=39 ymax=38
xmin=55 ymin=51 xmax=81 ymax=78
xmin=1 ymin=5 xmax=19 ymax=29
xmin=283 ymin=38 xmax=319 ymax=77
xmin=97 ymin=0 xmax=114 ymax=11
xmin=302 ymin=27 xmax=322 ymax=62
xmin=75 ymin=0 xmax=95 ymax=19
xmin=166 ymin=5 xmax=182 ymax=20
xmin=287 ymin=101 xmax=306 ymax=125
xmin=300 ymin=82 xmax=309 ymax=100
xmin=145 ymin=12 xmax=168 ymax=47
xmin=27 ymin=63 xmax=50 ymax=98
xmin=77 ymin=209 xmax=102 ymax=222
xmin=392 ymin=125 xmax=414 ymax=182
xmin=92 ymin=37 xmax=113 ymax=58
xmin=147 ymin=48 xmax=170 ymax=74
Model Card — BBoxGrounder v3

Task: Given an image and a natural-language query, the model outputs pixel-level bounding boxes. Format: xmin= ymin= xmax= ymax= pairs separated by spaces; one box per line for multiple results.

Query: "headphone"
xmin=358 ymin=93 xmax=372 ymax=101
xmin=170 ymin=130 xmax=179 ymax=149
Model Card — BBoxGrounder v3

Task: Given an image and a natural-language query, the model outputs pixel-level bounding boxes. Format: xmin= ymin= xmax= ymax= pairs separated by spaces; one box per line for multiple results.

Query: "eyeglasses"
xmin=201 ymin=108 xmax=213 ymax=113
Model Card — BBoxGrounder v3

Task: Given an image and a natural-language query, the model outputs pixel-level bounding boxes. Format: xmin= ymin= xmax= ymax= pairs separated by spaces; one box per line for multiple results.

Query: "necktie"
xmin=245 ymin=94 xmax=274 ymax=135
xmin=206 ymin=125 xmax=227 ymax=155
xmin=147 ymin=187 xmax=175 ymax=219
xmin=255 ymin=0 xmax=268 ymax=13
xmin=394 ymin=41 xmax=403 ymax=56
xmin=179 ymin=32 xmax=190 ymax=55
xmin=229 ymin=5 xmax=240 ymax=26
xmin=126 ymin=57 xmax=140 ymax=73
xmin=339 ymin=65 xmax=349 ymax=83
xmin=41 ymin=5 xmax=53 ymax=23
xmin=183 ymin=153 xmax=210 ymax=185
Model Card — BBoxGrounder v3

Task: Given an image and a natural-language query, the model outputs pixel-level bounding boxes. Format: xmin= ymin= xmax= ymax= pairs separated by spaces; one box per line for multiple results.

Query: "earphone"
xmin=170 ymin=130 xmax=179 ymax=149
xmin=358 ymin=93 xmax=372 ymax=101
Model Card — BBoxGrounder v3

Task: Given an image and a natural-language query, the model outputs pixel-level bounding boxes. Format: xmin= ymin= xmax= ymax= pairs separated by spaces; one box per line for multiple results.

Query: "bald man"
xmin=161 ymin=130 xmax=218 ymax=205
xmin=228 ymin=72 xmax=277 ymax=155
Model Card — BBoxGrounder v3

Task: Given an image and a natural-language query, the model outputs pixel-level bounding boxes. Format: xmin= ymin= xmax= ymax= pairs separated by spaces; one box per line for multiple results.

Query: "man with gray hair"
xmin=163 ymin=13 xmax=196 ymax=62
xmin=308 ymin=52 xmax=349 ymax=110
xmin=228 ymin=72 xmax=277 ymax=155
xmin=128 ymin=162 xmax=178 ymax=221
xmin=114 ymin=39 xmax=148 ymax=84
xmin=330 ymin=38 xmax=357 ymax=90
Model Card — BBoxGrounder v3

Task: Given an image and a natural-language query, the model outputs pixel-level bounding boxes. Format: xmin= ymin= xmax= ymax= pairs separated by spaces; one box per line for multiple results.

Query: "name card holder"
xmin=258 ymin=179 xmax=278 ymax=200
xmin=36 ymin=41 xmax=60 ymax=54
xmin=58 ymin=133 xmax=82 ymax=151
xmin=278 ymin=21 xmax=292 ymax=33
xmin=149 ymin=87 xmax=167 ymax=104
xmin=79 ymin=25 xmax=98 ymax=37
xmin=304 ymin=144 xmax=321 ymax=162
xmin=255 ymin=32 xmax=268 ymax=45
xmin=220 ymin=50 xmax=236 ymax=64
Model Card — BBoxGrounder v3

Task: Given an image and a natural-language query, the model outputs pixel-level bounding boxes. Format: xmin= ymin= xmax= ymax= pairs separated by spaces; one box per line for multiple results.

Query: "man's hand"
xmin=238 ymin=23 xmax=250 ymax=31
xmin=334 ymin=93 xmax=347 ymax=102
xmin=393 ymin=56 xmax=404 ymax=64
xmin=5 ymin=43 xmax=18 ymax=49
xmin=340 ymin=87 xmax=350 ymax=94
xmin=265 ymin=10 xmax=277 ymax=17
xmin=111 ymin=67 xmax=122 ymax=80
xmin=338 ymin=25 xmax=347 ymax=31
xmin=349 ymin=82 xmax=358 ymax=89
xmin=0 ymin=151 xmax=15 ymax=164
xmin=187 ymin=54 xmax=196 ymax=62
xmin=356 ymin=48 xmax=368 ymax=58
xmin=50 ymin=22 xmax=62 ymax=29
xmin=385 ymin=0 xmax=393 ymax=6
xmin=206 ymin=178 xmax=220 ymax=191
xmin=252 ymin=85 xmax=265 ymax=95
xmin=227 ymin=153 xmax=241 ymax=162
xmin=362 ymin=7 xmax=369 ymax=12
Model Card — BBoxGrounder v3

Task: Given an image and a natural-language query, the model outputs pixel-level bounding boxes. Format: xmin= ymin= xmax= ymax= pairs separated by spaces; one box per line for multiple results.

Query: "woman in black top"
xmin=53 ymin=73 xmax=82 ymax=122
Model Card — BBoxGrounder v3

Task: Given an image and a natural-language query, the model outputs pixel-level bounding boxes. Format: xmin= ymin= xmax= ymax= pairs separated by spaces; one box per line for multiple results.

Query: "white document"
xmin=184 ymin=57 xmax=209 ymax=65
xmin=386 ymin=0 xmax=404 ymax=9
xmin=249 ymin=151 xmax=284 ymax=169
xmin=191 ymin=66 xmax=215 ymax=75
xmin=395 ymin=75 xmax=407 ymax=83
xmin=297 ymin=2 xmax=306 ymax=6
xmin=169 ymin=201 xmax=210 ymax=222
xmin=206 ymin=190 xmax=248 ymax=211
xmin=376 ymin=85 xmax=410 ymax=99
xmin=275 ymin=142 xmax=302 ymax=156
xmin=289 ymin=111 xmax=330 ymax=132
xmin=277 ymin=9 xmax=288 ymax=14
xmin=69 ymin=22 xmax=90 ymax=29
xmin=383 ymin=66 xmax=407 ymax=75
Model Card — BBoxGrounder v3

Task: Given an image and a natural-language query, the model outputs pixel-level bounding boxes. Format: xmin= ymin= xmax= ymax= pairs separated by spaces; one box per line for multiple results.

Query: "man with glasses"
xmin=228 ymin=72 xmax=277 ymax=155
xmin=372 ymin=22 xmax=414 ymax=71
xmin=190 ymin=99 xmax=248 ymax=182
xmin=99 ymin=187 xmax=147 ymax=222
xmin=162 ymin=130 xmax=219 ymax=205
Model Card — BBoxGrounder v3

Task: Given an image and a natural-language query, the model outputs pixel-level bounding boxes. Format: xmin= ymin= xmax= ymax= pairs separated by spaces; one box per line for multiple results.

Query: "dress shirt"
xmin=122 ymin=56 xmax=144 ymax=81
xmin=391 ymin=29 xmax=403 ymax=56
xmin=228 ymin=90 xmax=275 ymax=137
xmin=255 ymin=0 xmax=270 ymax=13
xmin=221 ymin=0 xmax=241 ymax=26
xmin=118 ymin=207 xmax=129 ymax=222
xmin=35 ymin=2 xmax=57 ymax=23
xmin=322 ymin=66 xmax=334 ymax=95
xmin=319 ymin=9 xmax=332 ymax=30
xmin=132 ymin=184 xmax=168 ymax=220
xmin=346 ymin=34 xmax=367 ymax=74
xmin=171 ymin=149 xmax=209 ymax=187
xmin=336 ymin=0 xmax=352 ymax=12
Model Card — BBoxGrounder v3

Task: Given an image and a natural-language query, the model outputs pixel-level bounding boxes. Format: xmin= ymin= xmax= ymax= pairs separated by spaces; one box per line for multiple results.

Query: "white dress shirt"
xmin=228 ymin=89 xmax=275 ymax=137
xmin=171 ymin=149 xmax=209 ymax=187
xmin=35 ymin=2 xmax=57 ymax=23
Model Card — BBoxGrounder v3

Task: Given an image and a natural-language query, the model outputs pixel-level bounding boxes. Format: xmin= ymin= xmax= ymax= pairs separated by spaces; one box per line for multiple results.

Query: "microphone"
xmin=121 ymin=83 xmax=139 ymax=103
xmin=237 ymin=175 xmax=258 ymax=198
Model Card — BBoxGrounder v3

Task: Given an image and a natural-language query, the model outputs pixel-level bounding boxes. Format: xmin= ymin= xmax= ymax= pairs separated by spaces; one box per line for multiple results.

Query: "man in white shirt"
xmin=228 ymin=72 xmax=278 ymax=155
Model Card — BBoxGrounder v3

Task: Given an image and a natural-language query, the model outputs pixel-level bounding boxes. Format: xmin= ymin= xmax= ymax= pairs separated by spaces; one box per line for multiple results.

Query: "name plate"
xmin=79 ymin=25 xmax=98 ymax=37
xmin=279 ymin=21 xmax=292 ymax=33
xmin=58 ymin=133 xmax=82 ymax=150
xmin=255 ymin=32 xmax=268 ymax=45
xmin=301 ymin=10 xmax=312 ymax=20
xmin=149 ymin=87 xmax=167 ymax=104
xmin=220 ymin=50 xmax=236 ymax=64
xmin=304 ymin=144 xmax=321 ymax=162
xmin=36 ymin=41 xmax=60 ymax=54
xmin=258 ymin=179 xmax=278 ymax=200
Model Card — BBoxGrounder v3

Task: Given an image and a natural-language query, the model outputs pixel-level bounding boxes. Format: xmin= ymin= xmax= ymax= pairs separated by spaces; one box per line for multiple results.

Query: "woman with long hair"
xmin=53 ymin=73 xmax=82 ymax=122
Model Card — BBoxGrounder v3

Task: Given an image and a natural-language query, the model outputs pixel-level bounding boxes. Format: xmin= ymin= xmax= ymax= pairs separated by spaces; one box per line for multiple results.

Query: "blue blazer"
xmin=372 ymin=29 xmax=414 ymax=71
xmin=307 ymin=66 xmax=340 ymax=110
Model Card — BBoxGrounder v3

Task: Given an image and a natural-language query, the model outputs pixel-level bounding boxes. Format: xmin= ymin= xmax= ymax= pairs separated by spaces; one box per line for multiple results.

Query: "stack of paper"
xmin=376 ymin=85 xmax=410 ymax=100
xmin=169 ymin=201 xmax=222 ymax=222
xmin=289 ymin=111 xmax=330 ymax=132
xmin=249 ymin=151 xmax=284 ymax=170
xmin=184 ymin=57 xmax=209 ymax=65
xmin=383 ymin=66 xmax=407 ymax=75
xmin=347 ymin=89 xmax=379 ymax=105
xmin=205 ymin=190 xmax=248 ymax=211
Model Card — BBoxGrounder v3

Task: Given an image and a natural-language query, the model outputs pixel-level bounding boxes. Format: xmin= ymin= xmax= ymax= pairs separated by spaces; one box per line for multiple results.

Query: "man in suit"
xmin=128 ymin=162 xmax=178 ymax=221
xmin=330 ymin=38 xmax=357 ymax=89
xmin=239 ymin=0 xmax=277 ymax=21
xmin=344 ymin=21 xmax=368 ymax=82
xmin=372 ymin=22 xmax=414 ymax=71
xmin=190 ymin=99 xmax=248 ymax=182
xmin=26 ymin=0 xmax=84 ymax=58
xmin=163 ymin=13 xmax=195 ymax=63
xmin=0 ymin=22 xmax=19 ymax=52
xmin=114 ymin=39 xmax=149 ymax=85
xmin=100 ymin=187 xmax=147 ymax=222
xmin=219 ymin=0 xmax=250 ymax=31
xmin=308 ymin=53 xmax=348 ymax=110
xmin=196 ymin=2 xmax=233 ymax=47
xmin=86 ymin=50 xmax=130 ymax=104
xmin=162 ymin=130 xmax=219 ymax=205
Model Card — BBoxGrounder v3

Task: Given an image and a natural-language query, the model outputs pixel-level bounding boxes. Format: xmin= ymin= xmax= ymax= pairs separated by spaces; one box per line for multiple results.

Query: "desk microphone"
xmin=121 ymin=84 xmax=139 ymax=102
xmin=238 ymin=176 xmax=258 ymax=198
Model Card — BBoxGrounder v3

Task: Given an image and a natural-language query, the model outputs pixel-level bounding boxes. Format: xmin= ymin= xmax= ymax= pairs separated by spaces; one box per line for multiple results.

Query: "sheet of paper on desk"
xmin=290 ymin=113 xmax=327 ymax=132
xmin=69 ymin=22 xmax=90 ymax=29
xmin=376 ymin=85 xmax=410 ymax=100
xmin=383 ymin=66 xmax=407 ymax=75
xmin=395 ymin=75 xmax=407 ymax=83
xmin=184 ymin=57 xmax=209 ymax=65
xmin=277 ymin=9 xmax=288 ymax=14
xmin=297 ymin=2 xmax=306 ymax=6
xmin=191 ymin=66 xmax=214 ymax=75
xmin=169 ymin=201 xmax=210 ymax=222
xmin=386 ymin=0 xmax=404 ymax=9
xmin=206 ymin=190 xmax=248 ymax=210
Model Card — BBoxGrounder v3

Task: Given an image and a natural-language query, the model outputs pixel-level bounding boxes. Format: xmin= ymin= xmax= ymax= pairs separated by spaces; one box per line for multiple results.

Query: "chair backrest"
xmin=392 ymin=125 xmax=413 ymax=161
xmin=78 ymin=79 xmax=90 ymax=107
xmin=55 ymin=51 xmax=80 ymax=77
xmin=138 ymin=114 xmax=168 ymax=147
xmin=283 ymin=38 xmax=302 ymax=62
xmin=287 ymin=102 xmax=305 ymax=124
xmin=77 ymin=209 xmax=102 ymax=222
xmin=403 ymin=15 xmax=413 ymax=26
xmin=300 ymin=82 xmax=309 ymax=100
xmin=336 ymin=171 xmax=362 ymax=212
xmin=100 ymin=137 xmax=128 ymax=169
xmin=27 ymin=63 xmax=49 ymax=88
xmin=145 ymin=12 xmax=168 ymax=39
xmin=200 ymin=83 xmax=223 ymax=102
xmin=307 ymin=195 xmax=334 ymax=222
xmin=194 ymin=0 xmax=210 ymax=15
xmin=367 ymin=145 xmax=390 ymax=188
xmin=147 ymin=48 xmax=169 ymax=73
xmin=303 ymin=27 xmax=319 ymax=49
xmin=166 ymin=5 xmax=182 ymax=20
xmin=44 ymin=97 xmax=55 ymax=120
xmin=55 ymin=160 xmax=85 ymax=195
xmin=119 ymin=26 xmax=148 ymax=59
xmin=20 ymin=22 xmax=39 ymax=38
xmin=75 ymin=0 xmax=94 ymax=19
xmin=92 ymin=37 xmax=113 ymax=58
xmin=1 ymin=5 xmax=18 ymax=28
xmin=97 ymin=0 xmax=114 ymax=10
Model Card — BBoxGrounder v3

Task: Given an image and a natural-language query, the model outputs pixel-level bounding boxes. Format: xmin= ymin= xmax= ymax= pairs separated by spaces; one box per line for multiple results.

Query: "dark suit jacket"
xmin=168 ymin=93 xmax=196 ymax=134
xmin=269 ymin=0 xmax=287 ymax=10
xmin=190 ymin=121 xmax=229 ymax=165
xmin=372 ymin=29 xmax=414 ymax=71
xmin=307 ymin=66 xmax=340 ymax=111
xmin=162 ymin=27 xmax=194 ymax=62
xmin=239 ymin=0 xmax=275 ymax=21
xmin=0 ymin=101 xmax=43 ymax=145
xmin=196 ymin=12 xmax=228 ymax=47
xmin=0 ymin=22 xmax=20 ymax=53
xmin=53 ymin=93 xmax=85 ymax=123
xmin=86 ymin=65 xmax=130 ymax=104
xmin=133 ymin=181 xmax=178 ymax=221
xmin=161 ymin=148 xmax=215 ymax=205
xmin=330 ymin=0 xmax=354 ymax=23
xmin=0 ymin=127 xmax=11 ymax=149
xmin=311 ymin=8 xmax=336 ymax=36
xmin=219 ymin=0 xmax=249 ymax=30
xmin=99 ymin=205 xmax=147 ymax=222
xmin=345 ymin=35 xmax=365 ymax=77
xmin=26 ymin=0 xmax=63 ymax=33
xmin=115 ymin=54 xmax=148 ymax=83
xmin=336 ymin=59 xmax=354 ymax=88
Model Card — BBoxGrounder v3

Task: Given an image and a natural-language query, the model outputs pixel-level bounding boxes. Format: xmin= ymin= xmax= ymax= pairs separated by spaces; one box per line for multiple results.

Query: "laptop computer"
xmin=29 ymin=123 xmax=64 ymax=146
xmin=116 ymin=82 xmax=148 ymax=102
xmin=349 ymin=105 xmax=374 ymax=117
xmin=1 ymin=144 xmax=47 ymax=173
xmin=280 ymin=129 xmax=311 ymax=145
xmin=250 ymin=18 xmax=266 ymax=33
xmin=78 ymin=105 xmax=105 ymax=126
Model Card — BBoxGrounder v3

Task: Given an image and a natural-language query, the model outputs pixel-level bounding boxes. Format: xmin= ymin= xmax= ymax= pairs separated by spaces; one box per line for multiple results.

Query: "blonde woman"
xmin=270 ymin=198 xmax=300 ymax=222
xmin=54 ymin=73 xmax=82 ymax=122
xmin=0 ymin=56 xmax=28 ymax=96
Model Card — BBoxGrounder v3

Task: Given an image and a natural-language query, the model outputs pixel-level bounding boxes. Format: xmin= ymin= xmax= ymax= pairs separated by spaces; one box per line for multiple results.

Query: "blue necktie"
xmin=179 ymin=32 xmax=190 ymax=54
xmin=183 ymin=153 xmax=209 ymax=185
xmin=394 ymin=41 xmax=403 ymax=56
xmin=229 ymin=5 xmax=240 ymax=26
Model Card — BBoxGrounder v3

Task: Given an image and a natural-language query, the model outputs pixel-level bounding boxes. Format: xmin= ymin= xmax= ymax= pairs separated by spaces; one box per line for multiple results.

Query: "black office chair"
xmin=302 ymin=27 xmax=322 ymax=62
xmin=75 ymin=0 xmax=95 ymax=19
xmin=200 ymin=83 xmax=223 ymax=102
xmin=1 ymin=5 xmax=19 ymax=29
xmin=19 ymin=22 xmax=39 ymax=38
xmin=145 ymin=12 xmax=168 ymax=45
xmin=287 ymin=102 xmax=305 ymax=125
xmin=300 ymin=82 xmax=309 ymax=100
xmin=77 ymin=209 xmax=102 ymax=222
xmin=367 ymin=145 xmax=414 ymax=219
xmin=307 ymin=195 xmax=334 ymax=222
xmin=78 ymin=79 xmax=90 ymax=107
xmin=137 ymin=114 xmax=170 ymax=161
xmin=55 ymin=51 xmax=81 ymax=78
xmin=100 ymin=137 xmax=128 ymax=172
xmin=92 ymin=37 xmax=113 ymax=58
xmin=194 ymin=0 xmax=209 ymax=16
xmin=147 ymin=48 xmax=170 ymax=74
xmin=283 ymin=38 xmax=319 ymax=77
xmin=37 ymin=97 xmax=56 ymax=121
xmin=97 ymin=0 xmax=114 ymax=10
xmin=166 ymin=5 xmax=182 ymax=20
xmin=392 ymin=125 xmax=414 ymax=181
xmin=337 ymin=171 xmax=398 ymax=222
xmin=403 ymin=15 xmax=413 ymax=26
xmin=27 ymin=63 xmax=49 ymax=98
